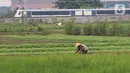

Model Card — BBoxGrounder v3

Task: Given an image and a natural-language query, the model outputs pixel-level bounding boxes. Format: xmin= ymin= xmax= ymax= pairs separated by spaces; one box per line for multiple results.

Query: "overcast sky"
xmin=0 ymin=0 xmax=11 ymax=7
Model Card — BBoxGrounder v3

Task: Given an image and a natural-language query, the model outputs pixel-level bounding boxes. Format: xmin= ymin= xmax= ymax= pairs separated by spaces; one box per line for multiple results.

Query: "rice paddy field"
xmin=1 ymin=34 xmax=130 ymax=73
xmin=0 ymin=22 xmax=130 ymax=73
xmin=1 ymin=54 xmax=130 ymax=73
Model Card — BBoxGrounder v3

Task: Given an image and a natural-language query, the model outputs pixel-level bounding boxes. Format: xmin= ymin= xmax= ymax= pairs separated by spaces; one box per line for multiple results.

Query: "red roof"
xmin=11 ymin=0 xmax=56 ymax=10
xmin=11 ymin=4 xmax=55 ymax=10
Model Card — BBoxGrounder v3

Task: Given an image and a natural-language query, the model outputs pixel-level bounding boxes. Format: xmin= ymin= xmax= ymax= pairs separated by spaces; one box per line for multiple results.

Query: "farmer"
xmin=75 ymin=42 xmax=88 ymax=54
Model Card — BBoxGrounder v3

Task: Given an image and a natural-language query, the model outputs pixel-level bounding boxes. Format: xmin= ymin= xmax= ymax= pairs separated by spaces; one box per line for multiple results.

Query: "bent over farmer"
xmin=75 ymin=42 xmax=88 ymax=54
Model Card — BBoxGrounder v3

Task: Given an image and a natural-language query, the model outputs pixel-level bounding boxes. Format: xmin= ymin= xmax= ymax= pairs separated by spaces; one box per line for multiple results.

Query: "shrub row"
xmin=64 ymin=22 xmax=130 ymax=36
xmin=64 ymin=23 xmax=81 ymax=35
xmin=0 ymin=26 xmax=44 ymax=32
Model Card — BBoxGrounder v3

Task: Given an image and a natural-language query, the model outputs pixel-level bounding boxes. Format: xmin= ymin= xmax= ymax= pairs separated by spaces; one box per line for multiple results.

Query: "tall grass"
xmin=83 ymin=22 xmax=130 ymax=36
xmin=1 ymin=22 xmax=130 ymax=36
xmin=0 ymin=54 xmax=130 ymax=73
xmin=64 ymin=23 xmax=74 ymax=35
xmin=63 ymin=21 xmax=130 ymax=36
xmin=72 ymin=26 xmax=81 ymax=35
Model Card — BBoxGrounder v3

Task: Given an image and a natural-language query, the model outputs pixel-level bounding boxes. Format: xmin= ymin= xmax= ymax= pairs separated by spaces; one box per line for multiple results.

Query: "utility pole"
xmin=17 ymin=0 xmax=23 ymax=25
xmin=104 ymin=0 xmax=106 ymax=8
xmin=23 ymin=0 xmax=27 ymax=25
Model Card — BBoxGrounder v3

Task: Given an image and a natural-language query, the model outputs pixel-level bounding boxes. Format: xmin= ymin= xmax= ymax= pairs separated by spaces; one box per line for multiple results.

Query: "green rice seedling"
xmin=0 ymin=54 xmax=130 ymax=73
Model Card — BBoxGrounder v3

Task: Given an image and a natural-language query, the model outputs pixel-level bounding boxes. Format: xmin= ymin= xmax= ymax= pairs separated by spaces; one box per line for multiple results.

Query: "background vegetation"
xmin=1 ymin=21 xmax=130 ymax=37
xmin=53 ymin=0 xmax=102 ymax=9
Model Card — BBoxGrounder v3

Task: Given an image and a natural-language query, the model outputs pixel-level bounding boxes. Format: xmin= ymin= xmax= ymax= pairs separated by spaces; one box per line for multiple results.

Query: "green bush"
xmin=106 ymin=26 xmax=113 ymax=36
xmin=114 ymin=24 xmax=123 ymax=36
xmin=83 ymin=24 xmax=93 ymax=35
xmin=1 ymin=28 xmax=13 ymax=32
xmin=37 ymin=27 xmax=44 ymax=32
xmin=64 ymin=23 xmax=75 ymax=35
xmin=72 ymin=26 xmax=81 ymax=35
xmin=96 ymin=23 xmax=108 ymax=35
xmin=83 ymin=22 xmax=129 ymax=36
xmin=3 ymin=28 xmax=8 ymax=32
xmin=29 ymin=28 xmax=34 ymax=32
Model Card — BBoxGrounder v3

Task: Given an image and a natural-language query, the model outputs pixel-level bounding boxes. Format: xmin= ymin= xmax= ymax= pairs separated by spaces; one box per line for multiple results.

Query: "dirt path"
xmin=0 ymin=37 xmax=74 ymax=44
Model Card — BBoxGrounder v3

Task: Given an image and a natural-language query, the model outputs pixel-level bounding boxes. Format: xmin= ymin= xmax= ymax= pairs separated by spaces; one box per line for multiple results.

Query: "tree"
xmin=80 ymin=0 xmax=103 ymax=8
xmin=53 ymin=0 xmax=79 ymax=9
xmin=53 ymin=0 xmax=103 ymax=9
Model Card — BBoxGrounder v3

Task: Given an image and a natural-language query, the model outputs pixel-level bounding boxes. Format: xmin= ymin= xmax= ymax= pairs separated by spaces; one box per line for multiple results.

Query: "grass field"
xmin=0 ymin=54 xmax=130 ymax=73
xmin=0 ymin=34 xmax=129 ymax=73
xmin=0 ymin=22 xmax=130 ymax=73
xmin=0 ymin=34 xmax=130 ymax=55
xmin=0 ymin=34 xmax=130 ymax=51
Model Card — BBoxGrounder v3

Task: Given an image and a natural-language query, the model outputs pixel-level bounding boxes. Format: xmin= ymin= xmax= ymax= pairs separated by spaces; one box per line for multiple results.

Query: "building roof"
xmin=12 ymin=4 xmax=55 ymax=9
xmin=11 ymin=0 xmax=56 ymax=10
xmin=11 ymin=0 xmax=56 ymax=4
